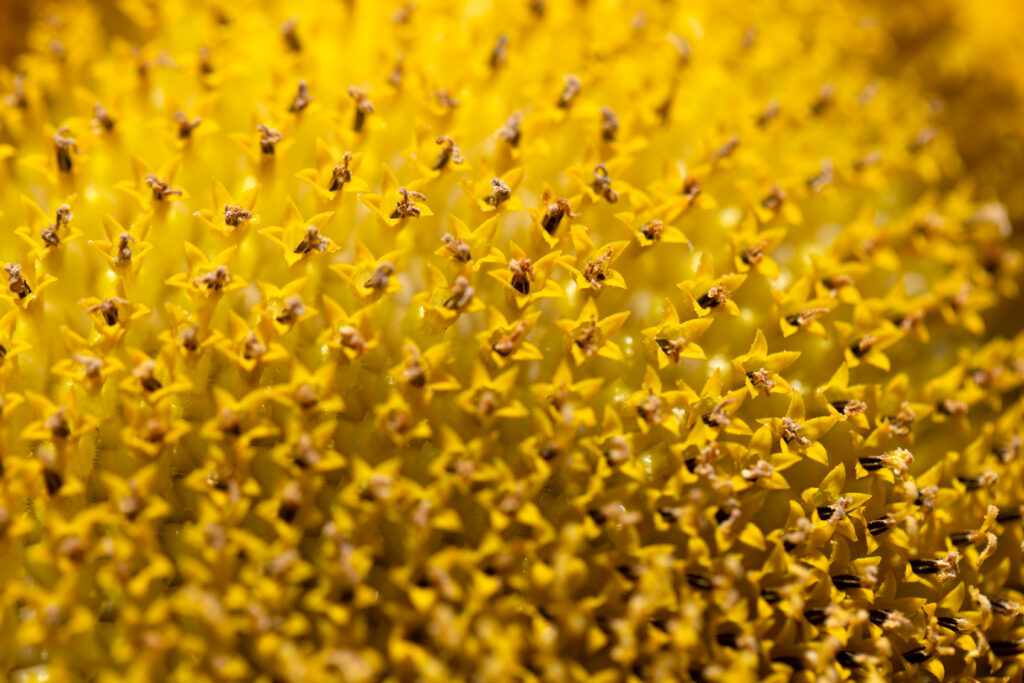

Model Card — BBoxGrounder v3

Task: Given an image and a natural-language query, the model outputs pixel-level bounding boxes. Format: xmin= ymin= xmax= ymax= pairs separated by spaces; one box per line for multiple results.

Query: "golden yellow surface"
xmin=0 ymin=1 xmax=1022 ymax=681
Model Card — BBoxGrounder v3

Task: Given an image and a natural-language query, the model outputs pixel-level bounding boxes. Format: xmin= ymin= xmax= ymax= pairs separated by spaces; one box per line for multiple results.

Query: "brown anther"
xmin=891 ymin=402 xmax=915 ymax=436
xmin=785 ymin=307 xmax=829 ymax=327
xmin=741 ymin=241 xmax=767 ymax=266
xmin=133 ymin=360 xmax=162 ymax=392
xmin=704 ymin=398 xmax=738 ymax=427
xmin=224 ymin=204 xmax=252 ymax=227
xmin=541 ymin=197 xmax=578 ymax=235
xmin=668 ymin=34 xmax=692 ymax=65
xmin=656 ymin=337 xmax=689 ymax=364
xmin=853 ymin=150 xmax=882 ymax=171
xmin=88 ymin=297 xmax=129 ymax=326
xmin=529 ymin=0 xmax=545 ymax=17
xmin=295 ymin=385 xmax=318 ymax=409
xmin=756 ymin=100 xmax=780 ymax=127
xmin=591 ymin=164 xmax=618 ymax=202
xmin=574 ymin=316 xmax=600 ymax=357
xmin=173 ymin=112 xmax=201 ymax=139
xmin=654 ymin=91 xmax=674 ymax=124
xmin=293 ymin=225 xmax=330 ymax=254
xmin=748 ymin=368 xmax=775 ymax=395
xmin=243 ymin=332 xmax=266 ymax=360
xmin=338 ymin=326 xmax=367 ymax=355
xmin=46 ymin=407 xmax=71 ymax=439
xmin=909 ymin=126 xmax=937 ymax=153
xmin=489 ymin=33 xmax=509 ymax=69
xmin=218 ymin=408 xmax=240 ymax=436
xmin=584 ymin=248 xmax=613 ymax=289
xmin=390 ymin=187 xmax=426 ymax=219
xmin=823 ymin=274 xmax=853 ymax=291
xmin=329 ymin=152 xmax=354 ymax=192
xmin=40 ymin=226 xmax=60 ymax=248
xmin=72 ymin=353 xmax=103 ymax=380
xmin=179 ymin=324 xmax=199 ymax=352
xmin=198 ymin=46 xmax=213 ymax=75
xmin=92 ymin=103 xmax=115 ymax=132
xmin=636 ymin=393 xmax=663 ymax=423
xmin=391 ymin=2 xmax=415 ymax=23
xmin=145 ymin=174 xmax=182 ymax=201
xmin=193 ymin=265 xmax=230 ymax=291
xmin=711 ymin=135 xmax=740 ymax=163
xmin=257 ymin=124 xmax=282 ymax=155
xmin=275 ymin=295 xmax=306 ymax=324
xmin=443 ymin=276 xmax=474 ymax=311
xmin=780 ymin=417 xmax=810 ymax=447
xmin=119 ymin=485 xmax=142 ymax=520
xmin=289 ymin=80 xmax=313 ymax=113
xmin=384 ymin=410 xmax=410 ymax=435
xmin=433 ymin=135 xmax=465 ymax=171
xmin=294 ymin=434 xmax=320 ymax=465
xmin=682 ymin=176 xmax=702 ymax=202
xmin=806 ymin=159 xmax=834 ymax=192
xmin=347 ymin=86 xmax=373 ymax=131
xmin=492 ymin=321 xmax=527 ymax=356
xmin=364 ymin=262 xmax=394 ymax=290
xmin=142 ymin=418 xmax=166 ymax=443
xmin=476 ymin=390 xmax=498 ymax=417
xmin=497 ymin=112 xmax=522 ymax=147
xmin=6 ymin=263 xmax=31 ymax=298
xmin=811 ymin=83 xmax=835 ymax=116
xmin=839 ymin=399 xmax=867 ymax=417
xmin=641 ymin=220 xmax=664 ymax=242
xmin=388 ymin=54 xmax=404 ymax=87
xmin=4 ymin=74 xmax=26 ymax=109
xmin=850 ymin=334 xmax=875 ymax=358
xmin=600 ymin=106 xmax=619 ymax=141
xmin=440 ymin=233 xmax=471 ymax=262
xmin=858 ymin=81 xmax=879 ymax=105
xmin=509 ymin=257 xmax=534 ymax=295
xmin=485 ymin=177 xmax=512 ymax=207
xmin=404 ymin=349 xmax=427 ymax=390
xmin=697 ymin=284 xmax=730 ymax=309
xmin=741 ymin=460 xmax=774 ymax=482
xmin=280 ymin=18 xmax=302 ymax=52
xmin=433 ymin=89 xmax=459 ymax=110
xmin=53 ymin=127 xmax=77 ymax=173
xmin=115 ymin=233 xmax=134 ymax=267
xmin=762 ymin=184 xmax=786 ymax=211
xmin=937 ymin=399 xmax=968 ymax=416
xmin=604 ymin=436 xmax=631 ymax=466
xmin=557 ymin=74 xmax=581 ymax=108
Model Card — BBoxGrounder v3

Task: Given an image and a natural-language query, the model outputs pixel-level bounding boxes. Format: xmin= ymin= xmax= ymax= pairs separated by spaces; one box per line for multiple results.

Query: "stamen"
xmin=541 ymin=197 xmax=578 ymax=235
xmin=92 ymin=103 xmax=115 ymax=132
xmin=591 ymin=164 xmax=618 ymax=202
xmin=432 ymin=135 xmax=465 ymax=170
xmin=145 ymin=174 xmax=182 ymax=201
xmin=174 ymin=112 xmax=202 ymax=139
xmin=257 ymin=124 xmax=282 ymax=155
xmin=441 ymin=233 xmax=471 ymax=262
xmin=53 ymin=127 xmax=78 ymax=173
xmin=485 ymin=177 xmax=512 ymax=207
xmin=509 ymin=257 xmax=534 ymax=295
xmin=293 ymin=226 xmax=330 ymax=254
xmin=224 ymin=204 xmax=252 ymax=227
xmin=390 ymin=187 xmax=426 ymax=219
xmin=443 ymin=276 xmax=474 ymax=311
xmin=497 ymin=112 xmax=522 ymax=147
xmin=363 ymin=263 xmax=394 ymax=290
xmin=600 ymin=107 xmax=619 ymax=141
xmin=329 ymin=152 xmax=354 ymax=192
xmin=557 ymin=74 xmax=581 ymax=108
xmin=5 ymin=263 xmax=31 ymax=298
xmin=489 ymin=34 xmax=509 ymax=69
xmin=347 ymin=86 xmax=374 ymax=131
xmin=290 ymin=80 xmax=313 ymax=113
